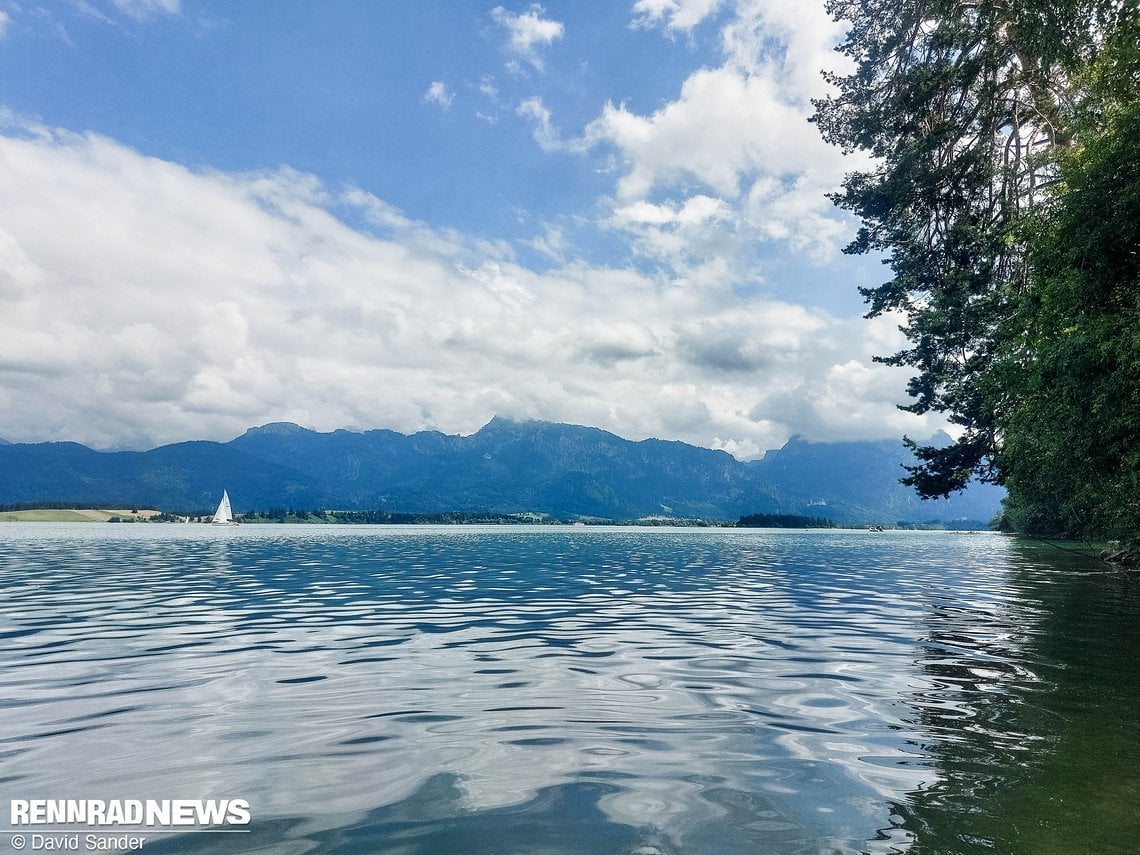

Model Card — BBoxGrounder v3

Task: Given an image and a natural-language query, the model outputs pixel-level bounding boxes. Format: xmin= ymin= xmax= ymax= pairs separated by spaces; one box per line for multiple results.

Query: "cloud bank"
xmin=0 ymin=117 xmax=931 ymax=455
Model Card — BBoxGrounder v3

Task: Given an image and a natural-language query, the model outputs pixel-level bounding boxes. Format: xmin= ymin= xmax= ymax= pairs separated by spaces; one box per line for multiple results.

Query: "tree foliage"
xmin=737 ymin=513 xmax=836 ymax=528
xmin=998 ymin=36 xmax=1140 ymax=539
xmin=814 ymin=0 xmax=1139 ymax=542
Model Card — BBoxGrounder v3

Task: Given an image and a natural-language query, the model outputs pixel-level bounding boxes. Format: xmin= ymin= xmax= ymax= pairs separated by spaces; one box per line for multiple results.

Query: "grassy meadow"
xmin=0 ymin=508 xmax=162 ymax=522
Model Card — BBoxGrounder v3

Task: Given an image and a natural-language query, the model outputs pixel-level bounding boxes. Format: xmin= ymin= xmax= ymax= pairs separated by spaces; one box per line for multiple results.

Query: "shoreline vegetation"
xmin=0 ymin=502 xmax=990 ymax=531
xmin=814 ymin=2 xmax=1139 ymax=554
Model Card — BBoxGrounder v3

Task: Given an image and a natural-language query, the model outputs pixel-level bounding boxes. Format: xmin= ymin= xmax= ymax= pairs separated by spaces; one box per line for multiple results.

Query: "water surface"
xmin=0 ymin=525 xmax=1136 ymax=853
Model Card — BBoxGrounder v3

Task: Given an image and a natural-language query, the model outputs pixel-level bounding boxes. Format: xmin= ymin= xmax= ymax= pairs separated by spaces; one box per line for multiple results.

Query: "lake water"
xmin=0 ymin=525 xmax=1136 ymax=854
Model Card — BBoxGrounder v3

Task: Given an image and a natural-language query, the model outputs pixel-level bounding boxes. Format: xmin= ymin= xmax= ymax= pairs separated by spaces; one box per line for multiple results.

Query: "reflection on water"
xmin=893 ymin=542 xmax=1140 ymax=855
xmin=0 ymin=525 xmax=1135 ymax=853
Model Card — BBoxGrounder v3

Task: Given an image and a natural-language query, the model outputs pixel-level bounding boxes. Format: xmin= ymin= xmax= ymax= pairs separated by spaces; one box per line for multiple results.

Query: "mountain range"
xmin=0 ymin=418 xmax=1003 ymax=524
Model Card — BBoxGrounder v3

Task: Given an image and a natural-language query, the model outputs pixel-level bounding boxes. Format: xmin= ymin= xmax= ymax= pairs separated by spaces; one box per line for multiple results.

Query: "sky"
xmin=0 ymin=0 xmax=944 ymax=458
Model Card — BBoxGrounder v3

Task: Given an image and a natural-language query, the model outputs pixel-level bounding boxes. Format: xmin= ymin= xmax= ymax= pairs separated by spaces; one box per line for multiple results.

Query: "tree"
xmin=813 ymin=0 xmax=1138 ymax=541
xmin=997 ymin=31 xmax=1140 ymax=540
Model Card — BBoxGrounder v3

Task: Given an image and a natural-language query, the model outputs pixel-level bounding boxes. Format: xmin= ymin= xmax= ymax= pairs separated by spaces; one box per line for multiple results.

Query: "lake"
xmin=0 ymin=525 xmax=1136 ymax=854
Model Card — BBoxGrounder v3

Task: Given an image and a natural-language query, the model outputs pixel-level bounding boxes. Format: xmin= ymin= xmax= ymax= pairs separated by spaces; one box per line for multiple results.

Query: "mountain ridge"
xmin=0 ymin=418 xmax=1003 ymax=523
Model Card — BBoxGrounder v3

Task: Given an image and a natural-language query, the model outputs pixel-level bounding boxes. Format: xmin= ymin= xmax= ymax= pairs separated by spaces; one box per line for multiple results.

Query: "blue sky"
xmin=4 ymin=3 xmax=698 ymax=264
xmin=0 ymin=1 xmax=937 ymax=456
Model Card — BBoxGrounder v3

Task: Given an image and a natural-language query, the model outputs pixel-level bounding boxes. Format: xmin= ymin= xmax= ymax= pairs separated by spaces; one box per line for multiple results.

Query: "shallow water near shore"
xmin=1 ymin=525 xmax=1137 ymax=854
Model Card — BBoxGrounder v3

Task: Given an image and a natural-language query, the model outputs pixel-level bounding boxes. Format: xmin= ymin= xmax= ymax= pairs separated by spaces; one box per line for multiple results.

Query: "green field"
xmin=0 ymin=508 xmax=161 ymax=522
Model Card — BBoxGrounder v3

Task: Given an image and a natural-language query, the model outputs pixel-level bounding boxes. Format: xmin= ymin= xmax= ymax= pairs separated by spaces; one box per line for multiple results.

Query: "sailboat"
xmin=211 ymin=489 xmax=236 ymax=525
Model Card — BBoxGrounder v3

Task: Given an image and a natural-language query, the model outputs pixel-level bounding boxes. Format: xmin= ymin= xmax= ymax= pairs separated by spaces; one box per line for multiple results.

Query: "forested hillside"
xmin=0 ymin=419 xmax=1003 ymax=524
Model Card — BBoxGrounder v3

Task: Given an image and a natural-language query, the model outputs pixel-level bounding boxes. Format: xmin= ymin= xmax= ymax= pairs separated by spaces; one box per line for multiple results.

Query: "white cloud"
xmin=583 ymin=62 xmax=847 ymax=212
xmin=613 ymin=195 xmax=728 ymax=228
xmin=491 ymin=4 xmax=564 ymax=72
xmin=0 ymin=11 xmax=10 ymax=38
xmin=513 ymin=1 xmax=863 ymax=283
xmin=744 ymin=317 xmax=932 ymax=442
xmin=744 ymin=174 xmax=850 ymax=262
xmin=527 ymin=222 xmax=570 ymax=262
xmin=516 ymin=97 xmax=559 ymax=149
xmin=424 ymin=81 xmax=454 ymax=110
xmin=516 ymin=96 xmax=593 ymax=154
xmin=631 ymin=0 xmax=725 ymax=33
xmin=606 ymin=194 xmax=744 ymax=281
xmin=110 ymin=0 xmax=181 ymax=21
xmin=479 ymin=77 xmax=500 ymax=100
xmin=720 ymin=0 xmax=849 ymax=99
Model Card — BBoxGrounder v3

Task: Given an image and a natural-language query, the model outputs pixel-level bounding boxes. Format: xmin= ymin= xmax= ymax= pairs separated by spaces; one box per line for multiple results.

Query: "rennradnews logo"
xmin=10 ymin=799 xmax=251 ymax=827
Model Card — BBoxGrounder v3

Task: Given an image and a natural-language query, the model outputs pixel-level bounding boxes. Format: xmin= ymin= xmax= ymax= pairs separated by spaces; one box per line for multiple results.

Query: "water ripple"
xmin=1 ymin=524 xmax=1132 ymax=854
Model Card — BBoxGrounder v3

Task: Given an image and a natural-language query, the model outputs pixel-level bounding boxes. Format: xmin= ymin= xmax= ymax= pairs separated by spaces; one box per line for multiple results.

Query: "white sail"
xmin=211 ymin=489 xmax=234 ymax=525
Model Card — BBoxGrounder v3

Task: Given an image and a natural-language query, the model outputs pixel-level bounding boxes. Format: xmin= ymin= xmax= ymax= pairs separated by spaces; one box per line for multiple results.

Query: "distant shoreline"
xmin=0 ymin=507 xmax=735 ymax=527
xmin=0 ymin=506 xmax=993 ymax=531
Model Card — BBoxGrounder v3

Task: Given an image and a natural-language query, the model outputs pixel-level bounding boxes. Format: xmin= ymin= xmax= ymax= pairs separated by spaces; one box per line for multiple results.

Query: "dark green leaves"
xmin=815 ymin=0 xmax=1140 ymax=543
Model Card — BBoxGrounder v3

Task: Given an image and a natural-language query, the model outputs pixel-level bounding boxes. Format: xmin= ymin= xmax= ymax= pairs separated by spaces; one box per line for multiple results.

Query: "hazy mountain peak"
xmin=241 ymin=422 xmax=311 ymax=438
xmin=479 ymin=415 xmax=539 ymax=432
